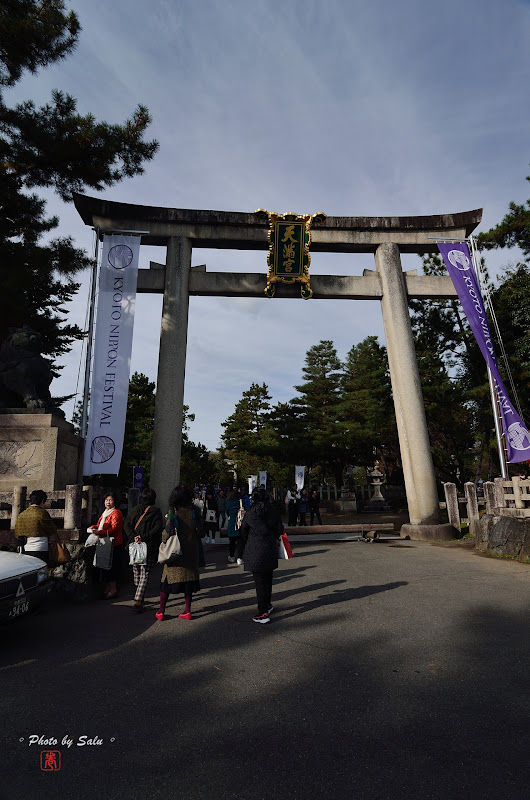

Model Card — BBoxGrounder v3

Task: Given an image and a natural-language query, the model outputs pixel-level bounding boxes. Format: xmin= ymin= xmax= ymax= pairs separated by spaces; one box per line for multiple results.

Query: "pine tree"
xmin=220 ymin=382 xmax=288 ymax=484
xmin=0 ymin=0 xmax=158 ymax=367
xmin=292 ymin=340 xmax=343 ymax=484
xmin=338 ymin=336 xmax=397 ymax=471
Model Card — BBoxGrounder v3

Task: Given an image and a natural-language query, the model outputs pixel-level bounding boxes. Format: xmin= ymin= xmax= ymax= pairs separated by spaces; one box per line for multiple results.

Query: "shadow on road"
xmin=0 ymin=543 xmax=528 ymax=800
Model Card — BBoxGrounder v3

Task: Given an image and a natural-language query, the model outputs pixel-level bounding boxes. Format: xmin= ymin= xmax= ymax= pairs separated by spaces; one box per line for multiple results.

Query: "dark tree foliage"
xmin=487 ymin=264 xmax=530 ymax=424
xmin=118 ymin=372 xmax=156 ymax=487
xmin=338 ymin=336 xmax=397 ymax=471
xmin=0 ymin=0 xmax=158 ymax=370
xmin=409 ymin=251 xmax=530 ymax=482
xmin=291 ymin=340 xmax=344 ymax=483
xmin=220 ymin=383 xmax=288 ymax=484
xmin=477 ymin=166 xmax=530 ymax=262
xmin=220 ymin=340 xmax=400 ymax=489
xmin=0 ymin=0 xmax=79 ymax=86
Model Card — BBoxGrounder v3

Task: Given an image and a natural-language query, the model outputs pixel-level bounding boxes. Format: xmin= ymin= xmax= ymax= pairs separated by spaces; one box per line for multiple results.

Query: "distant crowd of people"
xmin=14 ymin=483 xmax=296 ymax=625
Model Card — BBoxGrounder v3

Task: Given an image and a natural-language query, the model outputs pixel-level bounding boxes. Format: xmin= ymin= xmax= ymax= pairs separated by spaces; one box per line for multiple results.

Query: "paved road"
xmin=1 ymin=540 xmax=529 ymax=800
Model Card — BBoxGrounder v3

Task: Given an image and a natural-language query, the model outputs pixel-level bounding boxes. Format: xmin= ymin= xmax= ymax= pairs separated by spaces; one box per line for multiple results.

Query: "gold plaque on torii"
xmin=255 ymin=209 xmax=326 ymax=299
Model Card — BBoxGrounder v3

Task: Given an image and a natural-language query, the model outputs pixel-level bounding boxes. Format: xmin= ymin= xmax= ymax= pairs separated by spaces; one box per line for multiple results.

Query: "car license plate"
xmin=9 ymin=598 xmax=30 ymax=618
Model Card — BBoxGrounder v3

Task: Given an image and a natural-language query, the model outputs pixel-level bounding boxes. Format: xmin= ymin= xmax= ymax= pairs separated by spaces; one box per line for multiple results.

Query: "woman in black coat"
xmin=240 ymin=488 xmax=284 ymax=624
xmin=124 ymin=487 xmax=164 ymax=611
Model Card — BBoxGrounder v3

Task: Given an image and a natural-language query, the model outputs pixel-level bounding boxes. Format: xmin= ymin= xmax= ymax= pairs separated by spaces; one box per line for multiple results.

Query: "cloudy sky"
xmin=8 ymin=0 xmax=530 ymax=450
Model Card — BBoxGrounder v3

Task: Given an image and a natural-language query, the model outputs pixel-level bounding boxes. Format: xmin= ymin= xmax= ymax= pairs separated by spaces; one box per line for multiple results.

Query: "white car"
xmin=0 ymin=551 xmax=50 ymax=622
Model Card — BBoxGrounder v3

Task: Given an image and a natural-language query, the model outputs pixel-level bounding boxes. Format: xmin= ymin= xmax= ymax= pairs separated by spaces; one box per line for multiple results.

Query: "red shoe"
xmin=155 ymin=612 xmax=164 ymax=621
xmin=178 ymin=612 xmax=192 ymax=620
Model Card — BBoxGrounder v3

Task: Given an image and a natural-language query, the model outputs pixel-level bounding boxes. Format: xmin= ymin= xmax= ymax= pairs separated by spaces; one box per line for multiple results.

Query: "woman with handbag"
xmin=124 ymin=488 xmax=164 ymax=612
xmin=203 ymin=489 xmax=218 ymax=544
xmin=240 ymin=488 xmax=284 ymax=624
xmin=88 ymin=492 xmax=124 ymax=599
xmin=155 ymin=486 xmax=200 ymax=621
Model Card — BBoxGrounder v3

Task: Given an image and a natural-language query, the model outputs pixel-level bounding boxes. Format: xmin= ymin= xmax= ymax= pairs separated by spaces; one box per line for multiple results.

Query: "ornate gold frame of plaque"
xmin=255 ymin=209 xmax=326 ymax=299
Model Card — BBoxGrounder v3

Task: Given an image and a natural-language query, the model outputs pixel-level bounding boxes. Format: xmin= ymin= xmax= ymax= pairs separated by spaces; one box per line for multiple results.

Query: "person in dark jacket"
xmin=124 ymin=487 xmax=164 ymax=612
xmin=240 ymin=488 xmax=284 ymax=624
xmin=298 ymin=489 xmax=309 ymax=525
xmin=309 ymin=489 xmax=322 ymax=525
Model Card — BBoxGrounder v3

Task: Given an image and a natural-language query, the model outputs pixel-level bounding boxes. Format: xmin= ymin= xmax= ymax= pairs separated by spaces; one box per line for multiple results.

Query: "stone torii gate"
xmin=74 ymin=194 xmax=482 ymax=539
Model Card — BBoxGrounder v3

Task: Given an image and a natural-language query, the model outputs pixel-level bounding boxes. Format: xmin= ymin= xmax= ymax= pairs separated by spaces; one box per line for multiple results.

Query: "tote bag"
xmin=93 ymin=536 xmax=114 ymax=570
xmin=278 ymin=533 xmax=293 ymax=560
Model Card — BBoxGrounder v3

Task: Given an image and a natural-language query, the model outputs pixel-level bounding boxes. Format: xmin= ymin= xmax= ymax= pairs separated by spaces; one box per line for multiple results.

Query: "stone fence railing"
xmin=442 ymin=478 xmax=530 ymax=537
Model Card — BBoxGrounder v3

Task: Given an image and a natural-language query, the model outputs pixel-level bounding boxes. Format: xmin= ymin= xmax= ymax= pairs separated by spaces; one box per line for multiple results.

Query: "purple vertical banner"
xmin=438 ymin=242 xmax=530 ymax=463
xmin=133 ymin=466 xmax=145 ymax=491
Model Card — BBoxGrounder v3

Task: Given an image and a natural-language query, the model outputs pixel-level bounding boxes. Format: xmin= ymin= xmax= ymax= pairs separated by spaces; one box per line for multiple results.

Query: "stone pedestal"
xmin=0 ymin=413 xmax=81 ymax=493
xmin=340 ymin=487 xmax=357 ymax=512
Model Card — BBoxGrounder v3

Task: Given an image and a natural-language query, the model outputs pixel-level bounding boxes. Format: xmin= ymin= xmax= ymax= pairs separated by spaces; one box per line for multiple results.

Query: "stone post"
xmin=375 ymin=243 xmax=449 ymax=539
xmin=443 ymin=482 xmax=461 ymax=531
xmin=128 ymin=488 xmax=140 ymax=514
xmin=64 ymin=484 xmax=82 ymax=530
xmin=150 ymin=236 xmax=192 ymax=509
xmin=494 ymin=477 xmax=506 ymax=510
xmin=464 ymin=481 xmax=479 ymax=537
xmin=11 ymin=485 xmax=27 ymax=530
xmin=484 ymin=481 xmax=497 ymax=515
xmin=82 ymin=485 xmax=93 ymax=528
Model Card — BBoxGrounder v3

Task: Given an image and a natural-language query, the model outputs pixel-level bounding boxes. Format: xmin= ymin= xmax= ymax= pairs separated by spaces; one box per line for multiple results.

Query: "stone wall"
xmin=476 ymin=514 xmax=530 ymax=563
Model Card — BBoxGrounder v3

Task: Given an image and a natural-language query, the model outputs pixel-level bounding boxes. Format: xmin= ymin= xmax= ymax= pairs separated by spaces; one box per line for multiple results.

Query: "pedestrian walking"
xmin=156 ymin=486 xmax=200 ymax=621
xmin=225 ymin=489 xmax=243 ymax=563
xmin=216 ymin=488 xmax=227 ymax=532
xmin=240 ymin=488 xmax=284 ymax=624
xmin=309 ymin=489 xmax=322 ymax=525
xmin=298 ymin=488 xmax=309 ymax=526
xmin=203 ymin=489 xmax=218 ymax=544
xmin=286 ymin=484 xmax=300 ymax=527
xmin=124 ymin=488 xmax=164 ymax=612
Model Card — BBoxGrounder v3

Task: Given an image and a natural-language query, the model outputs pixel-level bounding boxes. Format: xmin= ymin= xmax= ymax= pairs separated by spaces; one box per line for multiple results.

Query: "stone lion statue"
xmin=0 ymin=325 xmax=56 ymax=412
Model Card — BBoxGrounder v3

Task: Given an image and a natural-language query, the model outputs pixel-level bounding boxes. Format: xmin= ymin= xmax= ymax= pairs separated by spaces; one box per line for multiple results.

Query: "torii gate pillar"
xmin=376 ymin=243 xmax=448 ymax=534
xmin=150 ymin=236 xmax=191 ymax=502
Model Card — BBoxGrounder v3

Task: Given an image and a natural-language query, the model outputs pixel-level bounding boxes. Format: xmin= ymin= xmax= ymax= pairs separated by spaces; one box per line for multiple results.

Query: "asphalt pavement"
xmin=1 ymin=538 xmax=529 ymax=800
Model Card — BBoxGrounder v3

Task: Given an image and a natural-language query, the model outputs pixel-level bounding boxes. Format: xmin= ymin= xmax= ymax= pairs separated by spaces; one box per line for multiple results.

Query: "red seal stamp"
xmin=40 ymin=750 xmax=61 ymax=771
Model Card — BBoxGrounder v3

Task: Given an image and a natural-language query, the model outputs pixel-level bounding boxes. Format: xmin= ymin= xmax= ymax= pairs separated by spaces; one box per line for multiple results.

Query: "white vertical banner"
xmin=259 ymin=471 xmax=267 ymax=488
xmin=83 ymin=234 xmax=141 ymax=476
xmin=248 ymin=475 xmax=258 ymax=494
xmin=295 ymin=466 xmax=305 ymax=491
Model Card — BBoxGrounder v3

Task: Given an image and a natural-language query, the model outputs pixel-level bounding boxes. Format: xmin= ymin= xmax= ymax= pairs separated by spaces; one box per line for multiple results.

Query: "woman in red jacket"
xmin=90 ymin=492 xmax=124 ymax=598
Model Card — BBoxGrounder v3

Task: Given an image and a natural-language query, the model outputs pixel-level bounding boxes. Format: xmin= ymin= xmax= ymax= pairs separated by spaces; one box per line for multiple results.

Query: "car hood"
xmin=0 ymin=551 xmax=47 ymax=580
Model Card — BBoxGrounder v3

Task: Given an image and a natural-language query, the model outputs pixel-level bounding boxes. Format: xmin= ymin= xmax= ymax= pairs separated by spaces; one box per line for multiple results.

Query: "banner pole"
xmin=80 ymin=227 xmax=100 ymax=441
xmin=469 ymin=237 xmax=508 ymax=479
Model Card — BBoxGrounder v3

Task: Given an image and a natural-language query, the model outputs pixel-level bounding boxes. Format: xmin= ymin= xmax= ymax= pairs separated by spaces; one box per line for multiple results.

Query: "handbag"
xmin=158 ymin=517 xmax=182 ymax=566
xmin=93 ymin=536 xmax=114 ymax=570
xmin=49 ymin=540 xmax=71 ymax=567
xmin=278 ymin=533 xmax=293 ymax=560
xmin=205 ymin=509 xmax=216 ymax=523
xmin=158 ymin=532 xmax=182 ymax=564
xmin=129 ymin=541 xmax=147 ymax=565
